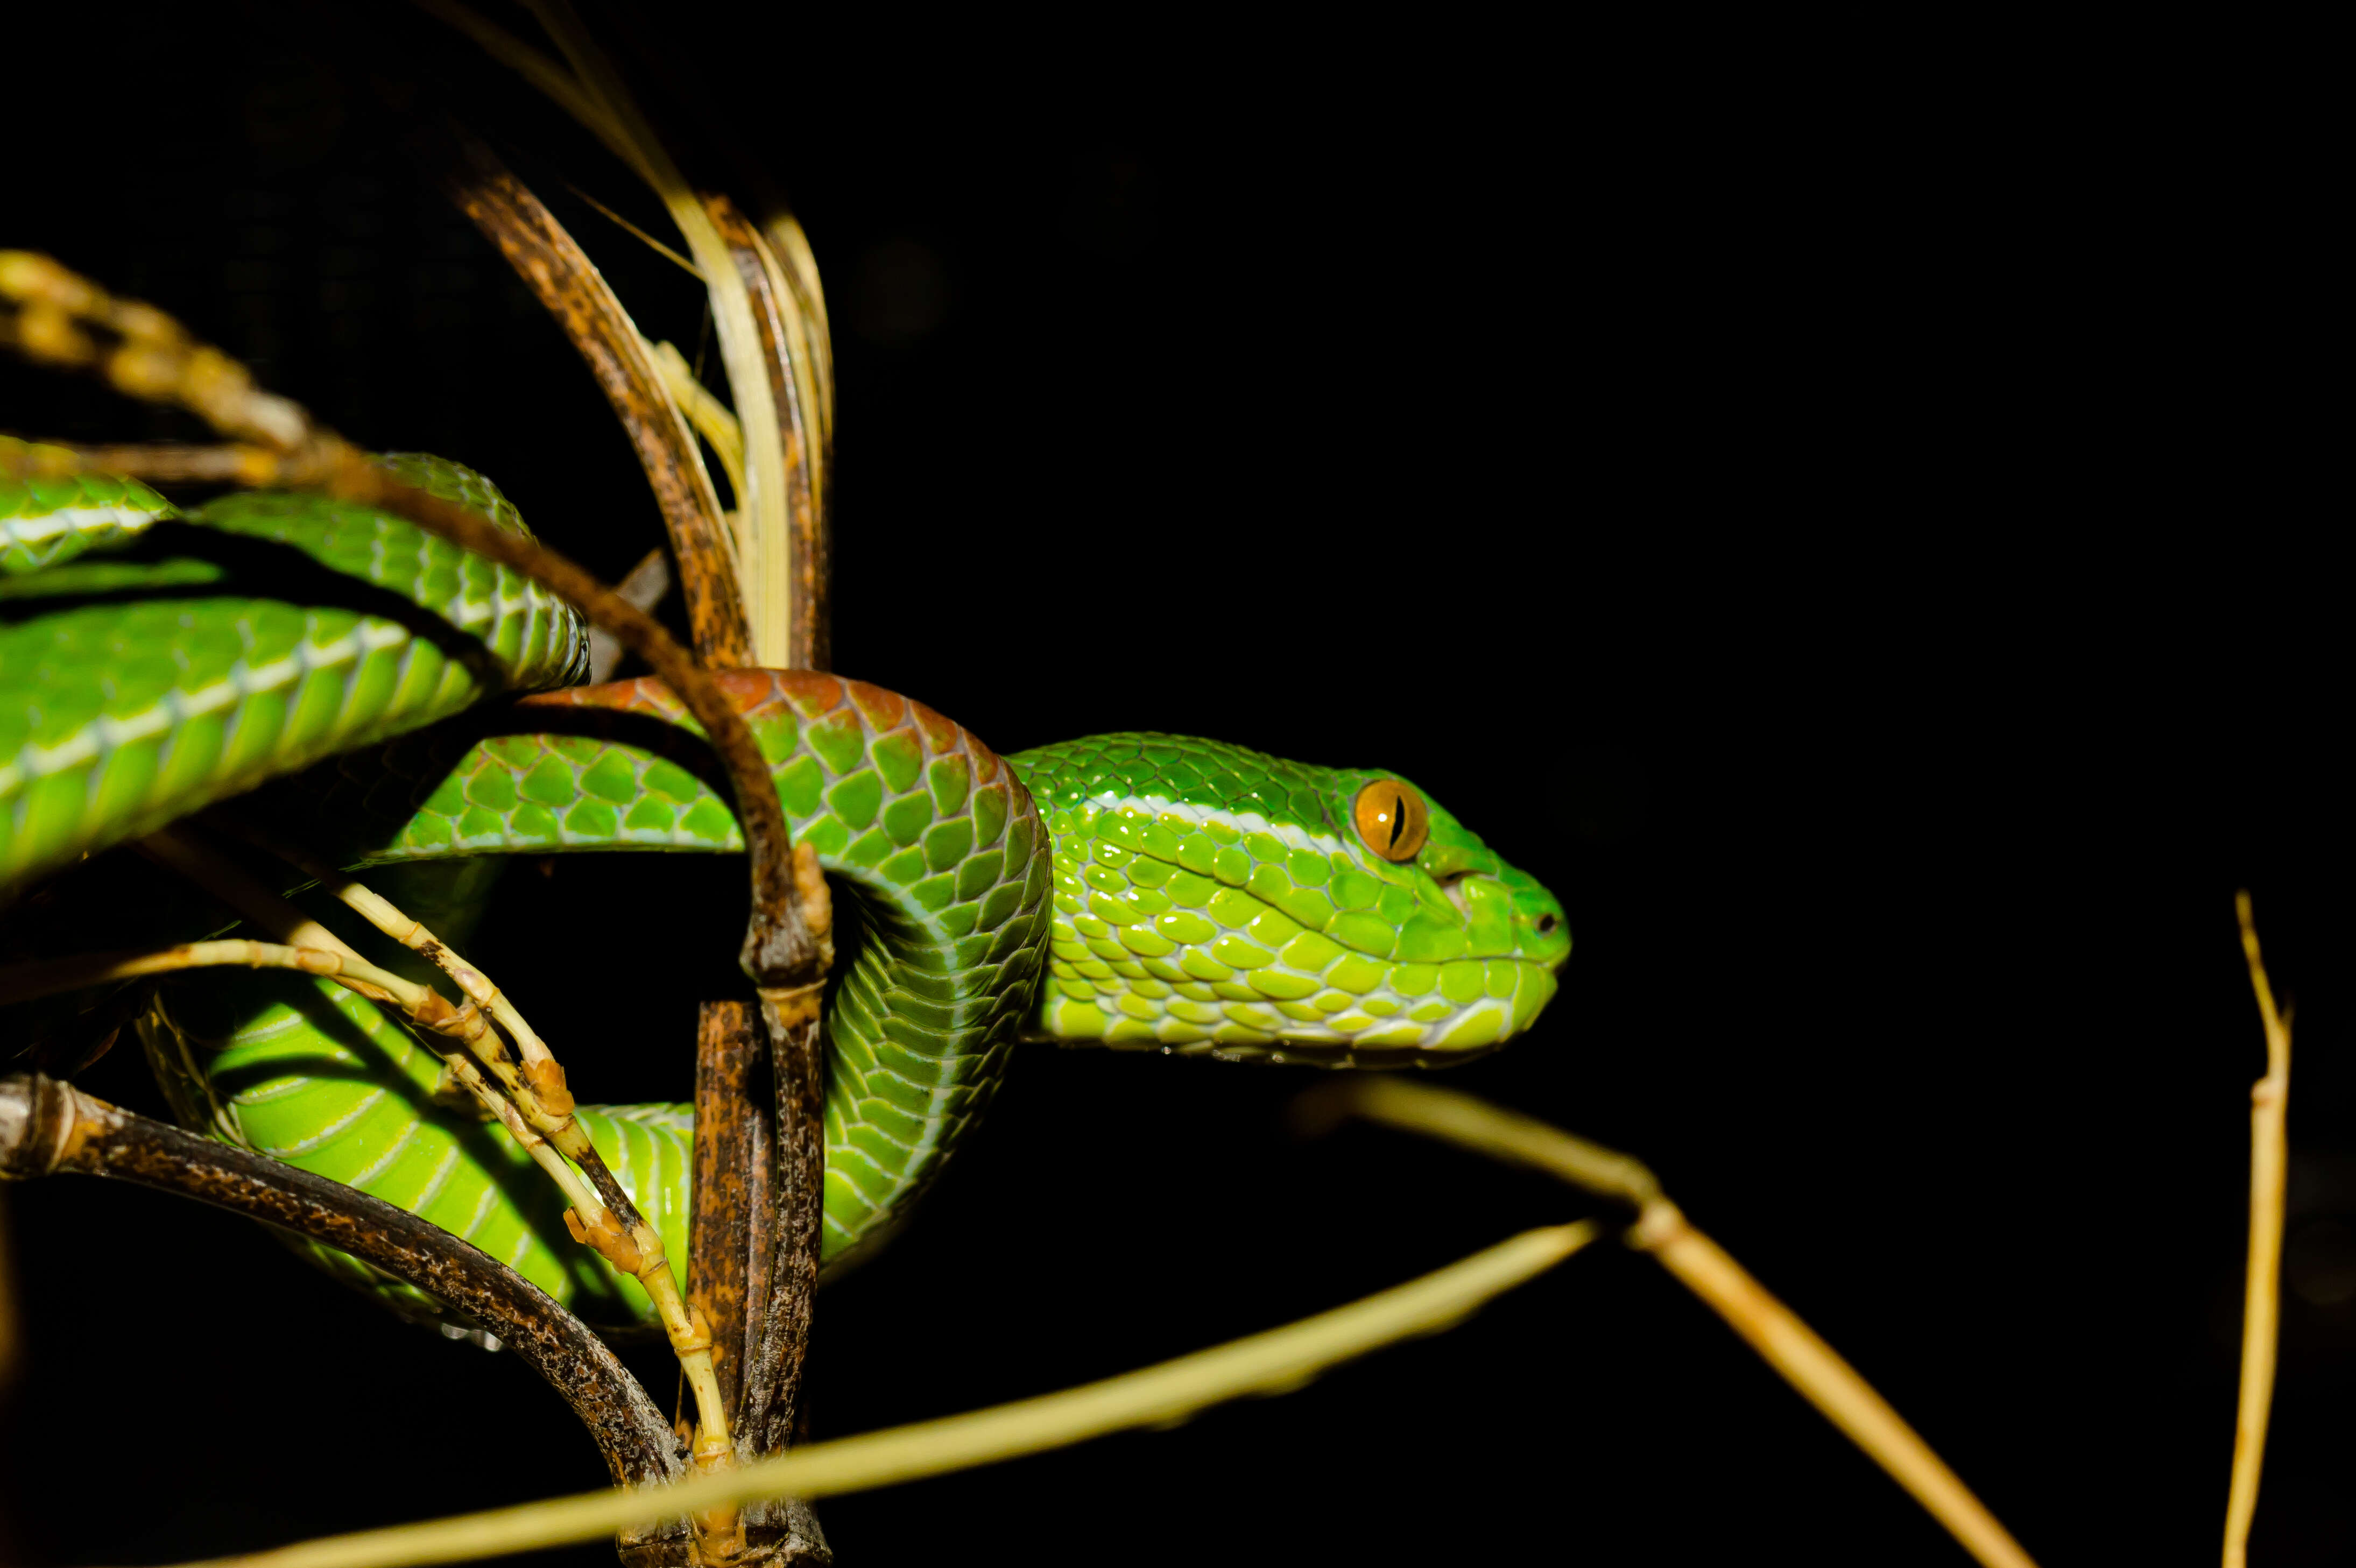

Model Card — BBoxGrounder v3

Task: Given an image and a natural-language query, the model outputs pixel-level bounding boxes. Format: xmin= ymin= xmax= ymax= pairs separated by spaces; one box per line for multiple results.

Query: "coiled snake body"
xmin=2 ymin=455 xmax=1570 ymax=1332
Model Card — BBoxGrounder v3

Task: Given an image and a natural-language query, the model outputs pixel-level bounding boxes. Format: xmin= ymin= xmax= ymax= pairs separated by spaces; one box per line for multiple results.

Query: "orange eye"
xmin=1352 ymin=779 xmax=1430 ymax=863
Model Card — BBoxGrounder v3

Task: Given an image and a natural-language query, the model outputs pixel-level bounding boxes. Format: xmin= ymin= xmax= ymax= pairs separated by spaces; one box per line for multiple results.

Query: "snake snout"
xmin=1514 ymin=901 xmax=1574 ymax=972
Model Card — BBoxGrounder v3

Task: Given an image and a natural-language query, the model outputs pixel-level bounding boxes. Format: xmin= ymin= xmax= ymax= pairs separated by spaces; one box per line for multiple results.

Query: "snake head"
xmin=1012 ymin=734 xmax=1570 ymax=1066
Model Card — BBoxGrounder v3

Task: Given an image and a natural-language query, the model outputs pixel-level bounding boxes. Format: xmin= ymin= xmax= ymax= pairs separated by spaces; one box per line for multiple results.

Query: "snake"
xmin=1 ymin=452 xmax=1571 ymax=1335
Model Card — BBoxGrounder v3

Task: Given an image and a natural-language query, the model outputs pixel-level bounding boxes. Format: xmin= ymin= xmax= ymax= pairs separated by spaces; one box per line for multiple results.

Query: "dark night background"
xmin=0 ymin=5 xmax=2336 ymax=1565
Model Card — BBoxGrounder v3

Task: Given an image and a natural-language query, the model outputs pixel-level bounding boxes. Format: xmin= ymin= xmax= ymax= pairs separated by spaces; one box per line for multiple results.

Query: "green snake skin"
xmin=0 ymin=454 xmax=587 ymax=892
xmin=1 ymin=468 xmax=176 ymax=575
xmin=2 ymin=456 xmax=1569 ymax=1337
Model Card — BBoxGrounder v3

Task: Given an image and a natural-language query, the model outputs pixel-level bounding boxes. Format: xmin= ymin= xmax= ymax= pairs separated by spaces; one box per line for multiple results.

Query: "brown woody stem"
xmin=689 ymin=1001 xmax=772 ymax=1430
xmin=0 ymin=1073 xmax=688 ymax=1511
xmin=180 ymin=820 xmax=743 ymax=1482
xmin=401 ymin=120 xmax=750 ymax=668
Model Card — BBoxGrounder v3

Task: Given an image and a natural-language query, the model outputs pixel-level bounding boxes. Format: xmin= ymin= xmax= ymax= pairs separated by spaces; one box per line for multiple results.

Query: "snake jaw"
xmin=1008 ymin=733 xmax=1569 ymax=1061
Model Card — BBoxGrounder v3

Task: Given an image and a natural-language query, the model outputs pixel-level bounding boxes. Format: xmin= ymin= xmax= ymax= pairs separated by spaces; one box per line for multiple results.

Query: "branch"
xmin=0 ymin=1073 xmax=686 ymax=1512
xmin=738 ymin=998 xmax=823 ymax=1461
xmin=1304 ymin=1078 xmax=2041 ymax=1568
xmin=688 ymin=1001 xmax=771 ymax=1432
xmin=2225 ymin=892 xmax=2291 ymax=1568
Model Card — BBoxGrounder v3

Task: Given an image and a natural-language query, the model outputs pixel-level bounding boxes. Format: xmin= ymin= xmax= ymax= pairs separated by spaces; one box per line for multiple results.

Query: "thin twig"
xmin=176 ymin=820 xmax=742 ymax=1481
xmin=139 ymin=1222 xmax=1596 ymax=1568
xmin=1307 ymin=1078 xmax=2040 ymax=1568
xmin=2225 ymin=891 xmax=2291 ymax=1568
xmin=0 ymin=1072 xmax=689 ymax=1524
xmin=129 ymin=829 xmax=599 ymax=1224
xmin=0 ymin=938 xmax=410 ymax=1009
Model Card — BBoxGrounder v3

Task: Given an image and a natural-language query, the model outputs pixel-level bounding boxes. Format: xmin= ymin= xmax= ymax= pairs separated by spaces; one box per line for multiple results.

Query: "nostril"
xmin=1535 ymin=914 xmax=1558 ymax=935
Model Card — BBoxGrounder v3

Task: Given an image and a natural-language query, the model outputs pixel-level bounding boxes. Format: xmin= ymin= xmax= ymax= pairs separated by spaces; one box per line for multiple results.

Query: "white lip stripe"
xmin=1078 ymin=793 xmax=1348 ymax=858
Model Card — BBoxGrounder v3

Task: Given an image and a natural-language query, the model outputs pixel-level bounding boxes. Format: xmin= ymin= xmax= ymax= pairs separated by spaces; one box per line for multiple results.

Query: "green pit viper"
xmin=0 ymin=451 xmax=1570 ymax=1334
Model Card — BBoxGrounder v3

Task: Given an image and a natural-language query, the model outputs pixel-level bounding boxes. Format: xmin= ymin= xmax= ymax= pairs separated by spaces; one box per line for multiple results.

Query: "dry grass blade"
xmin=1306 ymin=1078 xmax=2040 ymax=1568
xmin=138 ymin=1222 xmax=1594 ymax=1568
xmin=704 ymin=198 xmax=829 ymax=670
xmin=2225 ymin=891 xmax=2291 ymax=1568
xmin=424 ymin=0 xmax=796 ymax=663
xmin=405 ymin=123 xmax=750 ymax=667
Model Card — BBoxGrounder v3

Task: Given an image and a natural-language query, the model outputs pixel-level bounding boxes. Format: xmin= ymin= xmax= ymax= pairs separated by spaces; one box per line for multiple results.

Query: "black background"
xmin=0 ymin=5 xmax=2339 ymax=1565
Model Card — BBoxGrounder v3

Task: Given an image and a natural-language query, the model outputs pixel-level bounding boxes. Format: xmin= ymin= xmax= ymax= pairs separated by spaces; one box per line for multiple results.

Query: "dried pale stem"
xmin=652 ymin=337 xmax=746 ymax=508
xmin=2225 ymin=891 xmax=2291 ymax=1568
xmin=703 ymin=198 xmax=829 ymax=671
xmin=129 ymin=829 xmax=598 ymax=1221
xmin=420 ymin=0 xmax=794 ymax=663
xmin=1309 ymin=1078 xmax=2039 ymax=1568
xmin=521 ymin=0 xmax=794 ymax=668
xmin=183 ymin=821 xmax=740 ymax=1482
xmin=215 ymin=821 xmax=560 ymax=1069
xmin=0 ymin=251 xmax=307 ymax=448
xmin=144 ymin=1222 xmax=1597 ymax=1568
xmin=0 ymin=938 xmax=417 ymax=1009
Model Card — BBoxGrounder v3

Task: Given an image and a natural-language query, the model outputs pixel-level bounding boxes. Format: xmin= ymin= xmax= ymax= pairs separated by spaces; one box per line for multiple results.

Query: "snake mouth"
xmin=1188 ymin=1039 xmax=1514 ymax=1070
xmin=1067 ymin=955 xmax=1563 ymax=1067
xmin=1081 ymin=1035 xmax=1508 ymax=1070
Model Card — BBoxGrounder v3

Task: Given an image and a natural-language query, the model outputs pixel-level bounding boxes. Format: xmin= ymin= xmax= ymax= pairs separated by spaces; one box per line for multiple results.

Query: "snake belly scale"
xmin=3 ymin=456 xmax=1570 ymax=1335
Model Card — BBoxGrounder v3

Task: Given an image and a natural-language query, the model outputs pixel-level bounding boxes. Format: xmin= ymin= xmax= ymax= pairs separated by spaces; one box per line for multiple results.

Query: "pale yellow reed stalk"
xmin=2224 ymin=892 xmax=2291 ymax=1568
xmin=1316 ymin=1078 xmax=2039 ymax=1568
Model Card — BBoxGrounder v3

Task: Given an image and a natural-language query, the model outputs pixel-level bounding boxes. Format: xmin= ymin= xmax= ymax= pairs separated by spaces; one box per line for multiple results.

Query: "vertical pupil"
xmin=1387 ymin=795 xmax=1405 ymax=850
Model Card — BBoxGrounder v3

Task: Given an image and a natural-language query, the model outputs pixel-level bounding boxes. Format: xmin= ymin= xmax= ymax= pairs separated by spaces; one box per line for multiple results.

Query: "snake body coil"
xmin=3 ymin=456 xmax=1570 ymax=1334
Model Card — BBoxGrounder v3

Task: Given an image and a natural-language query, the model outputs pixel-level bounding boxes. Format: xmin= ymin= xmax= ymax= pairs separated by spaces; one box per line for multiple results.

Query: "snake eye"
xmin=1352 ymin=779 xmax=1430 ymax=863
